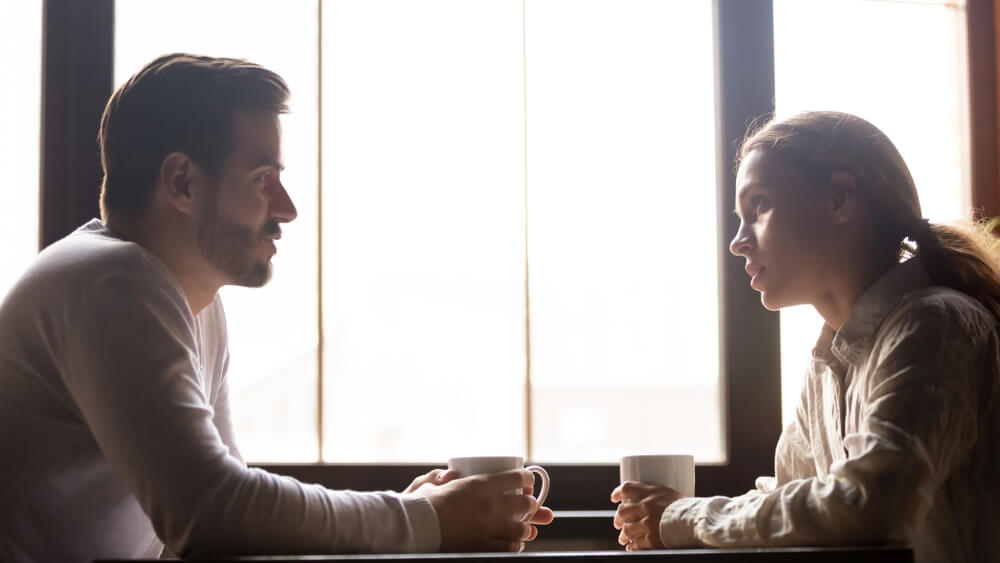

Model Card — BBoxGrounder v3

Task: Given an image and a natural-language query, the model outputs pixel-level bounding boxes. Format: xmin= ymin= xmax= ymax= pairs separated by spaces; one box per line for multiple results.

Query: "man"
xmin=0 ymin=53 xmax=552 ymax=563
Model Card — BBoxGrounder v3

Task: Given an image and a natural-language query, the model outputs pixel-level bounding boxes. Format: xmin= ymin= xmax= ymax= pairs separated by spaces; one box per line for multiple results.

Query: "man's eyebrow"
xmin=250 ymin=158 xmax=285 ymax=171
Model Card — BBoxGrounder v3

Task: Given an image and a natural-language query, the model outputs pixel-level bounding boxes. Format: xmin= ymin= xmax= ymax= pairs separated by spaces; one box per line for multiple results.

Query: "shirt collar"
xmin=816 ymin=258 xmax=932 ymax=367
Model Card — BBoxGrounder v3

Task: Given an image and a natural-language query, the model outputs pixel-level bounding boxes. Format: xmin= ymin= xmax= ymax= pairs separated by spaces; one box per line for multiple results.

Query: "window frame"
xmin=39 ymin=0 xmax=996 ymax=513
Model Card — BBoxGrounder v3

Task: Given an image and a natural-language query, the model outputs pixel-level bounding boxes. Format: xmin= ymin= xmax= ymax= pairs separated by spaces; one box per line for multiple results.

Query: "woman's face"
xmin=729 ymin=150 xmax=840 ymax=310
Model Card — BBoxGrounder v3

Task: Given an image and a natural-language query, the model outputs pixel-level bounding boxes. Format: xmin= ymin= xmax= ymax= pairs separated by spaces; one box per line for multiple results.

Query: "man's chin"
xmin=229 ymin=261 xmax=272 ymax=288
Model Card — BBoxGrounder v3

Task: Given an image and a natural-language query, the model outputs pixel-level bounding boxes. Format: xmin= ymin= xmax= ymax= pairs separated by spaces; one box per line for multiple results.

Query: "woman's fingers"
xmin=620 ymin=516 xmax=659 ymax=551
xmin=610 ymin=483 xmax=625 ymax=503
xmin=614 ymin=500 xmax=649 ymax=528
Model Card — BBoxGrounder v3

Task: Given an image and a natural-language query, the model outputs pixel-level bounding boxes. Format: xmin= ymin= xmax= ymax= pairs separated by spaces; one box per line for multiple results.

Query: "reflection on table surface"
xmin=96 ymin=545 xmax=913 ymax=563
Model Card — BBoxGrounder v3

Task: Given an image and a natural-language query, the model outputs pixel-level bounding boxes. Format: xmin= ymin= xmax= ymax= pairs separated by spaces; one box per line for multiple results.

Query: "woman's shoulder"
xmin=885 ymin=286 xmax=996 ymax=344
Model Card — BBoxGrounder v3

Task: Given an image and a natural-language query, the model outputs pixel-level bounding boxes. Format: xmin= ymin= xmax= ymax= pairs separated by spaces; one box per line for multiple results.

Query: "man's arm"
xmin=63 ymin=272 xmax=439 ymax=555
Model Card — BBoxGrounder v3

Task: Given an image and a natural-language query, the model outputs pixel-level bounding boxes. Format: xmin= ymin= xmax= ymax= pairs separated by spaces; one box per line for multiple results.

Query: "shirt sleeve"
xmin=659 ymin=297 xmax=985 ymax=548
xmin=61 ymin=269 xmax=441 ymax=556
xmin=210 ymin=349 xmax=244 ymax=465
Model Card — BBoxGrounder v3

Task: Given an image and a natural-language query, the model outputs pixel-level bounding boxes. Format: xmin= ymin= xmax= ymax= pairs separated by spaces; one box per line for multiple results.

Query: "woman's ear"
xmin=825 ymin=170 xmax=857 ymax=225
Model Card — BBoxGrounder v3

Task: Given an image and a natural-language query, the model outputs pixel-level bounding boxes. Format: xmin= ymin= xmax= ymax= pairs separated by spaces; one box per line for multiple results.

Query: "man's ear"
xmin=159 ymin=152 xmax=198 ymax=215
xmin=825 ymin=170 xmax=857 ymax=225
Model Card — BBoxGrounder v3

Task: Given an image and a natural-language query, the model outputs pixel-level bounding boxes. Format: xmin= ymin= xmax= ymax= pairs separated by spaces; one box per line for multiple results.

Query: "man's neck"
xmin=105 ymin=216 xmax=221 ymax=316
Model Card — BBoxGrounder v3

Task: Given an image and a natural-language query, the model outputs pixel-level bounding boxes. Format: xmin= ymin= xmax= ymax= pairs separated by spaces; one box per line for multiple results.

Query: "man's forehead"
xmin=229 ymin=111 xmax=282 ymax=161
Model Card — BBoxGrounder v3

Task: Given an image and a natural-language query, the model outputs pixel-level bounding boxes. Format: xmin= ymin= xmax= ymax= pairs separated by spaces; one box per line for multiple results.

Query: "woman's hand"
xmin=404 ymin=468 xmax=459 ymax=493
xmin=611 ymin=481 xmax=684 ymax=551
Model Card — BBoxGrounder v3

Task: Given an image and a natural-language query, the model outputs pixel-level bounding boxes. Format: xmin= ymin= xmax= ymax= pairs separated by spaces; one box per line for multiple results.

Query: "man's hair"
xmin=98 ymin=53 xmax=289 ymax=220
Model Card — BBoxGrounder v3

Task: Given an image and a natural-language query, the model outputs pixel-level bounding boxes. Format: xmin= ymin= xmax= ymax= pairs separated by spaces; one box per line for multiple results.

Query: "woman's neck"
xmin=814 ymin=253 xmax=896 ymax=331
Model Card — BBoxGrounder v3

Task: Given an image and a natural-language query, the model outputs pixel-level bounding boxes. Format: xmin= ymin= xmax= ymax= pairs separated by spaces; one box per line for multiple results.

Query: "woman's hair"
xmin=99 ymin=53 xmax=290 ymax=221
xmin=739 ymin=110 xmax=1000 ymax=320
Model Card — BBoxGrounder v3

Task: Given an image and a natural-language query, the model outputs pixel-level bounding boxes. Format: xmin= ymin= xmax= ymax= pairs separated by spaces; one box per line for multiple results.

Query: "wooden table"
xmin=96 ymin=546 xmax=913 ymax=562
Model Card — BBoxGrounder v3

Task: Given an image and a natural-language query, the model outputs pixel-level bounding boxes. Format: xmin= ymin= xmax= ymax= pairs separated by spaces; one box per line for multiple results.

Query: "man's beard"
xmin=197 ymin=206 xmax=279 ymax=288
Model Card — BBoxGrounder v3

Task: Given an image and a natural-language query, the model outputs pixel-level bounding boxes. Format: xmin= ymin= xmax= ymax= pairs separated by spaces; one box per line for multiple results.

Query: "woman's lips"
xmin=746 ymin=263 xmax=763 ymax=290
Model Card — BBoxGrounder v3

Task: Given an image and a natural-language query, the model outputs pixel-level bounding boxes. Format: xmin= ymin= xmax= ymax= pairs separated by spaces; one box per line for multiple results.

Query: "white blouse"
xmin=660 ymin=258 xmax=1000 ymax=563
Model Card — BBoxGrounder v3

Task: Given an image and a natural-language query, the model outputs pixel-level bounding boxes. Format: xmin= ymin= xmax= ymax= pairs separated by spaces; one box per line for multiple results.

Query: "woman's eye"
xmin=750 ymin=196 xmax=767 ymax=215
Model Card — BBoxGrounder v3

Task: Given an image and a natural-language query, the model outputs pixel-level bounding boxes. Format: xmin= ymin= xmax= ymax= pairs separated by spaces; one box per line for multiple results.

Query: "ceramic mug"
xmin=619 ymin=454 xmax=695 ymax=497
xmin=447 ymin=456 xmax=550 ymax=521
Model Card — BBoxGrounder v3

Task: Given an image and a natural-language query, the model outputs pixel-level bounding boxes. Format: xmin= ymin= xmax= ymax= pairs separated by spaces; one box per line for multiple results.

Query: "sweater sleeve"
xmin=660 ymin=298 xmax=984 ymax=549
xmin=60 ymin=269 xmax=441 ymax=556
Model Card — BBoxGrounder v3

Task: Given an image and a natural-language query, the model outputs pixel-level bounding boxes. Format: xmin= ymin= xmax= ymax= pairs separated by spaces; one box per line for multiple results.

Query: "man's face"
xmin=197 ymin=110 xmax=297 ymax=287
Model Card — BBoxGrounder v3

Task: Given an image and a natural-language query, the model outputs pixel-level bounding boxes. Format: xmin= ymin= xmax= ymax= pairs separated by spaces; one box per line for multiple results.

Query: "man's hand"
xmin=611 ymin=481 xmax=683 ymax=551
xmin=417 ymin=469 xmax=554 ymax=552
xmin=404 ymin=468 xmax=459 ymax=493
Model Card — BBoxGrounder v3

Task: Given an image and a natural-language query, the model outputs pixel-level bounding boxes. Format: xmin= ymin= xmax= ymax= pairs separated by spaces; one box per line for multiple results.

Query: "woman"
xmin=612 ymin=111 xmax=1000 ymax=563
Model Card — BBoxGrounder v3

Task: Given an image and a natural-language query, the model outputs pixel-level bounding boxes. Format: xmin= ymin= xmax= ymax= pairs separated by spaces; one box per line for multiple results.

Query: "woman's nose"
xmin=729 ymin=226 xmax=752 ymax=257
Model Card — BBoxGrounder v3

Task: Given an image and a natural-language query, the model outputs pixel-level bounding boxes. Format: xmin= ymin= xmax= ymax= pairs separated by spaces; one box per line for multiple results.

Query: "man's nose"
xmin=271 ymin=181 xmax=298 ymax=223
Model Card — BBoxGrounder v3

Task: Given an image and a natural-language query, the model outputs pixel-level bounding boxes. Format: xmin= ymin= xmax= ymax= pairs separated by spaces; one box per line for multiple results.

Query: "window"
xmin=45 ymin=0 xmax=980 ymax=505
xmin=0 ymin=0 xmax=42 ymax=299
xmin=116 ymin=1 xmax=723 ymax=464
xmin=773 ymin=0 xmax=971 ymax=425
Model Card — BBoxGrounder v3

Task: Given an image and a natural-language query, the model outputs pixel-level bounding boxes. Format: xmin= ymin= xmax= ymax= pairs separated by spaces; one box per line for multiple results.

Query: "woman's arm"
xmin=659 ymin=296 xmax=987 ymax=548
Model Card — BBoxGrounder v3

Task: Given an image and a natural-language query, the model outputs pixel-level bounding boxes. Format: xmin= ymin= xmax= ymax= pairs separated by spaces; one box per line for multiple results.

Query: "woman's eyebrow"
xmin=733 ymin=181 xmax=768 ymax=218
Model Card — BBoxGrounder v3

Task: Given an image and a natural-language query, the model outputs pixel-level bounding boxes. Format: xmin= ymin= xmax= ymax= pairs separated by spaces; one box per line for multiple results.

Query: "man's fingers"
xmin=405 ymin=468 xmax=449 ymax=493
xmin=484 ymin=469 xmax=534 ymax=492
xmin=527 ymin=506 xmax=554 ymax=525
xmin=498 ymin=491 xmax=537 ymax=518
xmin=492 ymin=516 xmax=529 ymax=541
xmin=424 ymin=469 xmax=447 ymax=484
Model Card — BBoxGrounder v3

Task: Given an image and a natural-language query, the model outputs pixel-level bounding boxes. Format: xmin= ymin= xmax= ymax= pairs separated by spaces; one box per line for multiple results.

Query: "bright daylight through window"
xmin=0 ymin=1 xmax=42 ymax=300
xmin=116 ymin=0 xmax=723 ymax=463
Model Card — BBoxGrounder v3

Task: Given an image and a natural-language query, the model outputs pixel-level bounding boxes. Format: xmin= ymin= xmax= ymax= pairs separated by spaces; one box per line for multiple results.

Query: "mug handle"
xmin=522 ymin=465 xmax=550 ymax=522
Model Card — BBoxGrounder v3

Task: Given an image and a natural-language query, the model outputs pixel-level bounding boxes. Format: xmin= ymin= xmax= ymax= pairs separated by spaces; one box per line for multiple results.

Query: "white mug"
xmin=619 ymin=454 xmax=695 ymax=497
xmin=447 ymin=456 xmax=550 ymax=521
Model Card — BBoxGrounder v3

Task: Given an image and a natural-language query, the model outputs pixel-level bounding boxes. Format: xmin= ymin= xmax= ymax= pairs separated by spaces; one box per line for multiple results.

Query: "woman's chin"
xmin=759 ymin=291 xmax=784 ymax=311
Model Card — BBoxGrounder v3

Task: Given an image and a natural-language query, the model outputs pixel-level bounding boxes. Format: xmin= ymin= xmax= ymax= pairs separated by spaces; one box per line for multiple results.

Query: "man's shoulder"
xmin=42 ymin=221 xmax=148 ymax=272
xmin=5 ymin=223 xmax=180 ymax=315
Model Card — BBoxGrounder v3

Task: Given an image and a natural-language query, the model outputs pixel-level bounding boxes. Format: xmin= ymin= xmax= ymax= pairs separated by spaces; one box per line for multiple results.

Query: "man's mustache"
xmin=261 ymin=220 xmax=281 ymax=238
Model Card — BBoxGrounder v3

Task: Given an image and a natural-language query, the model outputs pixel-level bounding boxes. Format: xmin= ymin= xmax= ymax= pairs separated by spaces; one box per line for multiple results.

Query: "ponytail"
xmin=911 ymin=220 xmax=1000 ymax=322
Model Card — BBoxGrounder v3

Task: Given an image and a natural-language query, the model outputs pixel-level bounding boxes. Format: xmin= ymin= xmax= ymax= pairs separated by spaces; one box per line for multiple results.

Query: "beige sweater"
xmin=0 ymin=220 xmax=439 ymax=563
